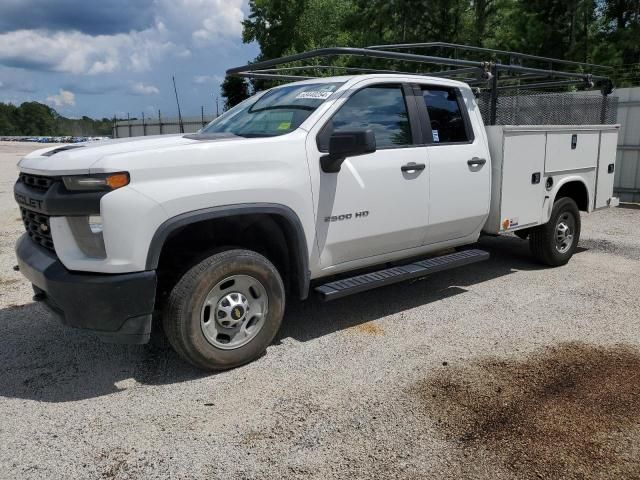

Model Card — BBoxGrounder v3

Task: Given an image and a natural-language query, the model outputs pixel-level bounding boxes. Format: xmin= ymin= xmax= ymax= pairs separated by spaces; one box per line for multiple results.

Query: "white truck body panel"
xmin=14 ymin=73 xmax=619 ymax=280
xmin=484 ymin=125 xmax=620 ymax=235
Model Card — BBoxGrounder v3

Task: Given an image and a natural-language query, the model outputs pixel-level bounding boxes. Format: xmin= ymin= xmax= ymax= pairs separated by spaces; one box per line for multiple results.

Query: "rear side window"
xmin=422 ymin=87 xmax=470 ymax=143
xmin=327 ymin=85 xmax=412 ymax=149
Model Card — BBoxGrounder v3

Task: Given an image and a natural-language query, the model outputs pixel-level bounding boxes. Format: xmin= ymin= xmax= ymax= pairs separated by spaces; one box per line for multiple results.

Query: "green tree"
xmin=593 ymin=0 xmax=640 ymax=85
xmin=243 ymin=0 xmax=355 ymax=57
xmin=471 ymin=0 xmax=501 ymax=46
xmin=0 ymin=101 xmax=116 ymax=136
xmin=221 ymin=0 xmax=357 ymax=105
xmin=16 ymin=102 xmax=57 ymax=136
xmin=0 ymin=103 xmax=19 ymax=135
xmin=221 ymin=75 xmax=251 ymax=110
xmin=233 ymin=0 xmax=640 ymax=95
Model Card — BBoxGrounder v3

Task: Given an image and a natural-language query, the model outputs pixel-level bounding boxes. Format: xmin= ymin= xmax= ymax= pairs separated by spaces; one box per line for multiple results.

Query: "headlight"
xmin=63 ymin=172 xmax=129 ymax=191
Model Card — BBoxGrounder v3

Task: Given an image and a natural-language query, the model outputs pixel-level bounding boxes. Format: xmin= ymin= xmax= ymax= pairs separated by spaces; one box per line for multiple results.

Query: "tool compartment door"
xmin=499 ymin=131 xmax=546 ymax=230
xmin=594 ymin=127 xmax=619 ymax=208
xmin=545 ymin=131 xmax=599 ymax=173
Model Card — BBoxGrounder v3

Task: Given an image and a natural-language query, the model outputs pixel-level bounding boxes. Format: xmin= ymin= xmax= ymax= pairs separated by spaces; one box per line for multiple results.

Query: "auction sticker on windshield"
xmin=295 ymin=91 xmax=334 ymax=100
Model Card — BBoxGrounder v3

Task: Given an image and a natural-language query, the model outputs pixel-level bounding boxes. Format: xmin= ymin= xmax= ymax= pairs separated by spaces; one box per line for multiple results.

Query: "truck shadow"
xmin=0 ymin=235 xmax=583 ymax=403
xmin=0 ymin=303 xmax=206 ymax=403
xmin=279 ymin=234 xmax=572 ymax=342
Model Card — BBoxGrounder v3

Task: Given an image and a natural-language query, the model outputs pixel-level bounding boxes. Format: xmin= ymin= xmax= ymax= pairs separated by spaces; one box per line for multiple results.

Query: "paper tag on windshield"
xmin=295 ymin=91 xmax=334 ymax=100
xmin=432 ymin=130 xmax=440 ymax=142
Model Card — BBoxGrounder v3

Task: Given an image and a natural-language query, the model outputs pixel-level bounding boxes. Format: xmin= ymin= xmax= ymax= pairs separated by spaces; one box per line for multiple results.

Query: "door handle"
xmin=401 ymin=162 xmax=426 ymax=173
xmin=467 ymin=157 xmax=487 ymax=167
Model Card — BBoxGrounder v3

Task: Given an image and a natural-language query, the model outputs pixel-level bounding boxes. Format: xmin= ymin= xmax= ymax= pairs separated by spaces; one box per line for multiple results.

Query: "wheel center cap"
xmin=231 ymin=305 xmax=245 ymax=321
xmin=216 ymin=292 xmax=248 ymax=328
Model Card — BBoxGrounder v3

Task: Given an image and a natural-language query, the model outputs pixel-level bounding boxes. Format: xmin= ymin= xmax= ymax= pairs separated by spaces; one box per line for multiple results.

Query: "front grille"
xmin=21 ymin=208 xmax=55 ymax=251
xmin=18 ymin=173 xmax=55 ymax=191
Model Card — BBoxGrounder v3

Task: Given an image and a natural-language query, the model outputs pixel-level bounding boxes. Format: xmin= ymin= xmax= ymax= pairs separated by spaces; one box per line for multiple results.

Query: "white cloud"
xmin=0 ymin=28 xmax=175 ymax=75
xmin=0 ymin=0 xmax=246 ymax=75
xmin=156 ymin=0 xmax=245 ymax=46
xmin=130 ymin=82 xmax=160 ymax=95
xmin=46 ymin=89 xmax=75 ymax=107
xmin=193 ymin=74 xmax=223 ymax=84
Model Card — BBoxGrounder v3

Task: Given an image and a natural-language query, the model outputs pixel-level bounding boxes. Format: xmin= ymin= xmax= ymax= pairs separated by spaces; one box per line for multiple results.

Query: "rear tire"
xmin=529 ymin=197 xmax=581 ymax=266
xmin=163 ymin=249 xmax=285 ymax=371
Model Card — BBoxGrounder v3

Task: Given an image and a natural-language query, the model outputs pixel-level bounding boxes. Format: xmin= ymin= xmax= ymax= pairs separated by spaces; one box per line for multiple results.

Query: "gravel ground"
xmin=1 ymin=141 xmax=639 ymax=480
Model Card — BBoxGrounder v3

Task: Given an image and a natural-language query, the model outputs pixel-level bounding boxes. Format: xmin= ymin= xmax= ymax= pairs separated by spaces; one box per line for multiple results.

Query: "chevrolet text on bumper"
xmin=13 ymin=45 xmax=620 ymax=371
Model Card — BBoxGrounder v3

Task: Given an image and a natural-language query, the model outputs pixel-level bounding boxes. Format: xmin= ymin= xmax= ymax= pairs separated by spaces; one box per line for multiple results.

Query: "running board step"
xmin=315 ymin=249 xmax=489 ymax=301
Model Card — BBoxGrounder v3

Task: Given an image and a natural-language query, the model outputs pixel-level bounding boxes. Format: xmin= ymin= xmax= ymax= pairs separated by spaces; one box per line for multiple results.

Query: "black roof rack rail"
xmin=368 ymin=42 xmax=613 ymax=71
xmin=226 ymin=43 xmax=615 ymax=126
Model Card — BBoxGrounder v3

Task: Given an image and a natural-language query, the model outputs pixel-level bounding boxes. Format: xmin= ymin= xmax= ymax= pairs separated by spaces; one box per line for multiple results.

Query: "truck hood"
xmin=18 ymin=134 xmax=242 ymax=175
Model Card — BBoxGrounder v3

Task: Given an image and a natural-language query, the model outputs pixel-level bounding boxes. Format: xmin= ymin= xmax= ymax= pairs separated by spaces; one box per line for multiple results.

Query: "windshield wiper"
xmin=248 ymin=104 xmax=315 ymax=114
xmin=233 ymin=133 xmax=278 ymax=138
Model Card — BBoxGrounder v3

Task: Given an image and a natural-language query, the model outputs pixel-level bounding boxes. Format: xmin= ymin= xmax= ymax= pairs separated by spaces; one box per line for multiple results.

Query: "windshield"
xmin=201 ymin=82 xmax=343 ymax=138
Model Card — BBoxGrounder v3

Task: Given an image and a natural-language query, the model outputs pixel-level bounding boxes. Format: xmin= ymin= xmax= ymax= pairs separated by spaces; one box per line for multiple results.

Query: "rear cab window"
xmin=421 ymin=87 xmax=473 ymax=144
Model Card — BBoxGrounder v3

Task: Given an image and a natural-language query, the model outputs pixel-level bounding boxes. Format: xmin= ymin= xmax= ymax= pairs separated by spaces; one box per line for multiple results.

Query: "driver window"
xmin=320 ymin=85 xmax=413 ymax=151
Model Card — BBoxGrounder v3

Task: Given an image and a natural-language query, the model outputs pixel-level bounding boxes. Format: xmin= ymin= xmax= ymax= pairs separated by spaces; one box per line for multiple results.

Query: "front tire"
xmin=529 ymin=197 xmax=581 ymax=266
xmin=163 ymin=249 xmax=285 ymax=371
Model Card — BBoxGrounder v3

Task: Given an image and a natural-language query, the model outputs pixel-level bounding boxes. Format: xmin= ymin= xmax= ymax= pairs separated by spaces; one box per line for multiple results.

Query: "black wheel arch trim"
xmin=146 ymin=203 xmax=311 ymax=299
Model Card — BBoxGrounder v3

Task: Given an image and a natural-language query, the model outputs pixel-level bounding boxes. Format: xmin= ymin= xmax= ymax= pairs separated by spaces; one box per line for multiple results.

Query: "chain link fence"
xmin=477 ymin=90 xmax=618 ymax=126
xmin=113 ymin=114 xmax=217 ymax=138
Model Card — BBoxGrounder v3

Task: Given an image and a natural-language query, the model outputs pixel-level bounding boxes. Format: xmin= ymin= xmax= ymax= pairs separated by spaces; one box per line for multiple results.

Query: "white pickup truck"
xmin=14 ymin=72 xmax=619 ymax=370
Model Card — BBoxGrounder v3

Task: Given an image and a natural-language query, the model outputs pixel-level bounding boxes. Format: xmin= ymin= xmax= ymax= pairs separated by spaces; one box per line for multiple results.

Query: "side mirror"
xmin=321 ymin=130 xmax=376 ymax=173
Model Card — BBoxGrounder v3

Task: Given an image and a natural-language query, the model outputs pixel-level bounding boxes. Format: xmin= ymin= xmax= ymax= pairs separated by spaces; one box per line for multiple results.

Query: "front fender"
xmin=145 ymin=203 xmax=311 ymax=299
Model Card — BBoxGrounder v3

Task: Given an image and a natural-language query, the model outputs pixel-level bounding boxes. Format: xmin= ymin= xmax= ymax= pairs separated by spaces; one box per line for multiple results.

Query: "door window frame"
xmin=413 ymin=83 xmax=476 ymax=146
xmin=315 ymin=82 xmax=429 ymax=152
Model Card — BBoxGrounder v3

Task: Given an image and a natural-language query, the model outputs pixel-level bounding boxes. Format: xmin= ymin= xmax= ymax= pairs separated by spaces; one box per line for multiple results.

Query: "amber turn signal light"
xmin=105 ymin=172 xmax=130 ymax=189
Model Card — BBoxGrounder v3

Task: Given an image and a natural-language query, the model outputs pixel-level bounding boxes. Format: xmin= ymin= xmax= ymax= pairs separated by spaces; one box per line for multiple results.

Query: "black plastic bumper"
xmin=16 ymin=234 xmax=157 ymax=344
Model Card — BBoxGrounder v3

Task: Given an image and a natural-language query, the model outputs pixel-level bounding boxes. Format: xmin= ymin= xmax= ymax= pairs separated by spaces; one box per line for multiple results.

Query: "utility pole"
xmin=172 ymin=76 xmax=184 ymax=133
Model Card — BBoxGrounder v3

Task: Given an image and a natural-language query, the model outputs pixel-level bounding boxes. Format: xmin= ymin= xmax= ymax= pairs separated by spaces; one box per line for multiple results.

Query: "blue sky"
xmin=0 ymin=0 xmax=259 ymax=119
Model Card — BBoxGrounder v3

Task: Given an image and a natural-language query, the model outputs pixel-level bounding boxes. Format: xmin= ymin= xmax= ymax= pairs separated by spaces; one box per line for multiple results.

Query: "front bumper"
xmin=16 ymin=234 xmax=157 ymax=344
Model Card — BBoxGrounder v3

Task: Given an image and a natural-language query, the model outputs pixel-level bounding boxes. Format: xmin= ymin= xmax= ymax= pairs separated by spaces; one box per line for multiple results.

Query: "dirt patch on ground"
xmin=417 ymin=343 xmax=640 ymax=479
xmin=350 ymin=321 xmax=384 ymax=335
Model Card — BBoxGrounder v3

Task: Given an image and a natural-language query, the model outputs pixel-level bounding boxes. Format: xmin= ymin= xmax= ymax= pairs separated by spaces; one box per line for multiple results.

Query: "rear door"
xmin=417 ymin=84 xmax=491 ymax=245
xmin=305 ymin=80 xmax=430 ymax=269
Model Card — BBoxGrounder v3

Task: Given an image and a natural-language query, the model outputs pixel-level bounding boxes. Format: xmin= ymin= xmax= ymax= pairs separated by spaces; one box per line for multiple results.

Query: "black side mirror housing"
xmin=321 ymin=130 xmax=376 ymax=173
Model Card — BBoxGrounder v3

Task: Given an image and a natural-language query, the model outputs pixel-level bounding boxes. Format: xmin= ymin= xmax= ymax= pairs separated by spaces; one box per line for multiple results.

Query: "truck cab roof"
xmin=273 ymin=74 xmax=473 ymax=90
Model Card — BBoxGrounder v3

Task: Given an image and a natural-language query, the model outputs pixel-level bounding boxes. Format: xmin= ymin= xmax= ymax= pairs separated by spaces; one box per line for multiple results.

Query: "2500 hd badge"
xmin=324 ymin=210 xmax=369 ymax=222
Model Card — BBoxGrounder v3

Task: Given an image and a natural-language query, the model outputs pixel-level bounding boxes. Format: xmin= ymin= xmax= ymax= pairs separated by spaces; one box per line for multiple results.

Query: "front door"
xmin=305 ymin=82 xmax=430 ymax=269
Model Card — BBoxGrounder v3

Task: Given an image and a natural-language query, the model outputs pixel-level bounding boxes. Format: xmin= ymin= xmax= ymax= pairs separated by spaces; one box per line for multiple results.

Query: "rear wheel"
xmin=529 ymin=197 xmax=581 ymax=266
xmin=163 ymin=249 xmax=285 ymax=371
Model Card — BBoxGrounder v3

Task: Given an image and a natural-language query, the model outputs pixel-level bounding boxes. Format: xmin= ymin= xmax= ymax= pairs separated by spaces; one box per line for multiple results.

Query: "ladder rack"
xmin=226 ymin=43 xmax=615 ymax=126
